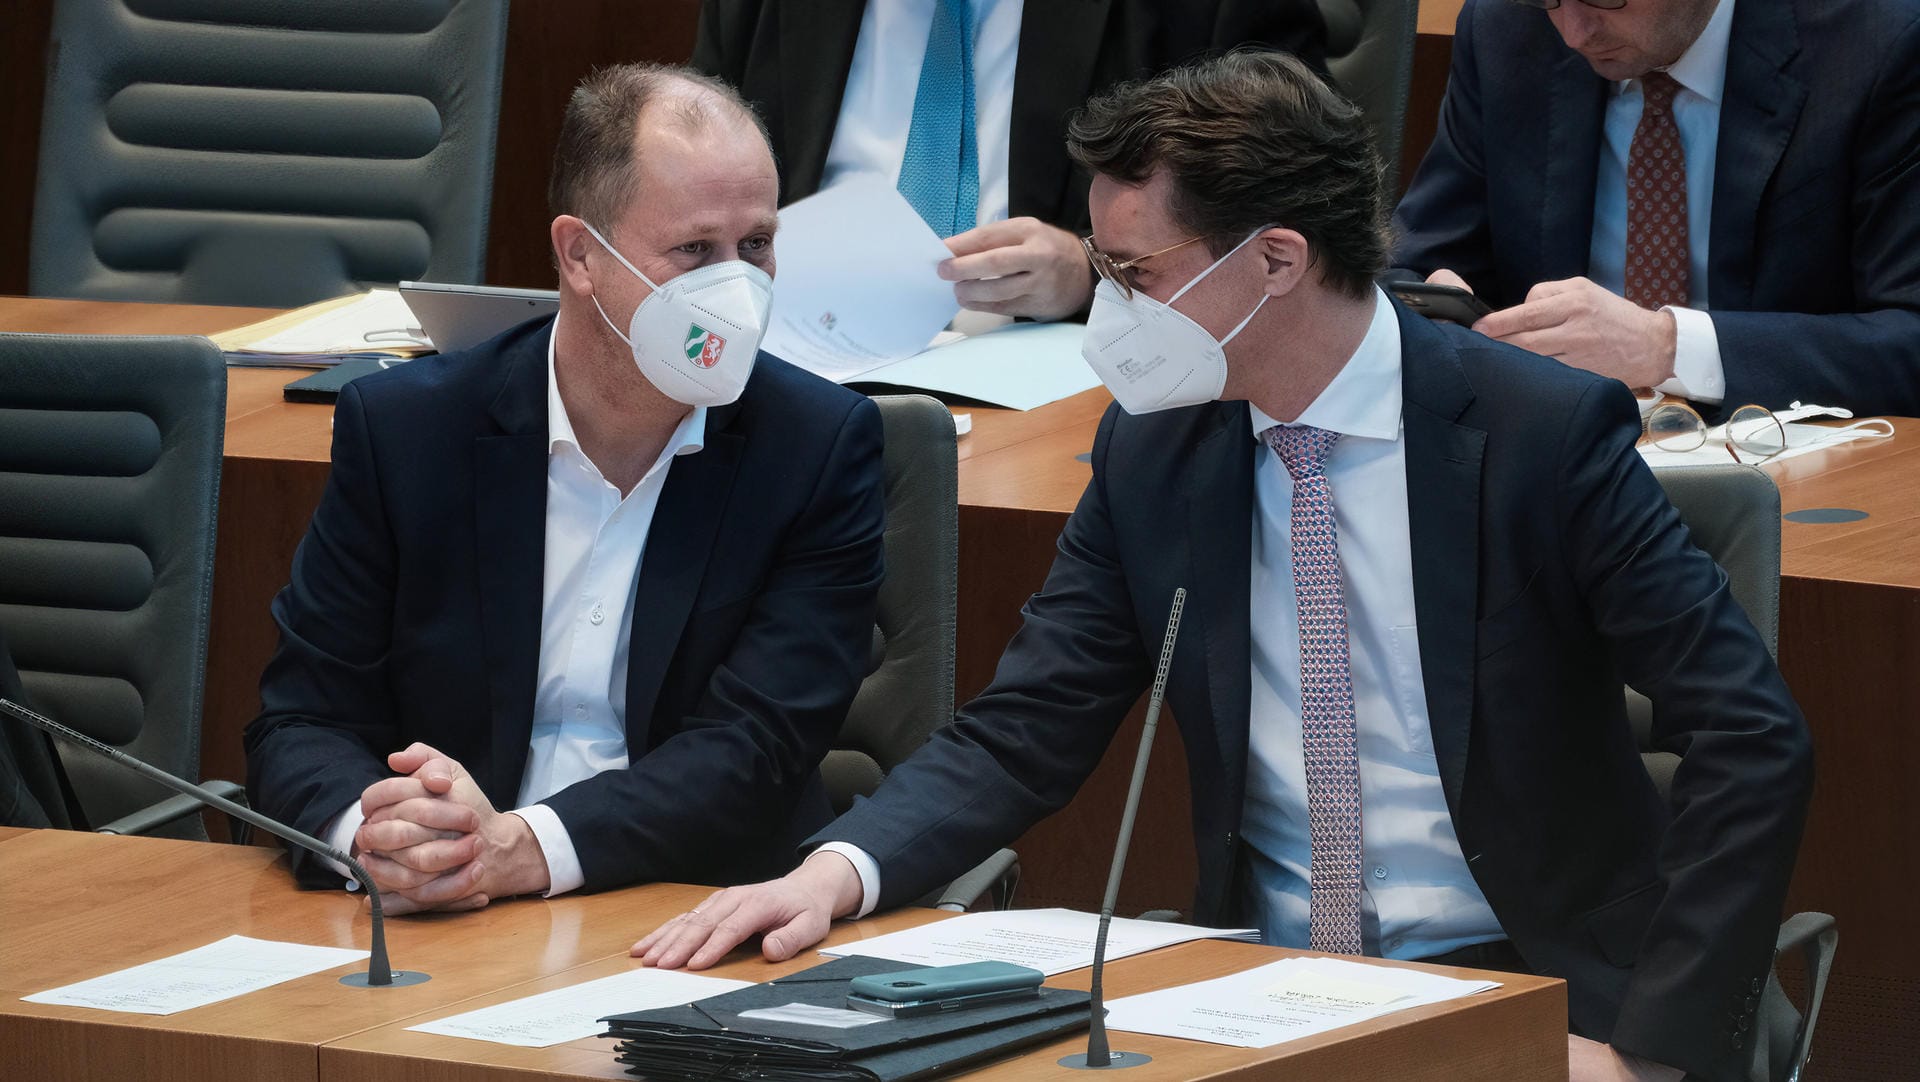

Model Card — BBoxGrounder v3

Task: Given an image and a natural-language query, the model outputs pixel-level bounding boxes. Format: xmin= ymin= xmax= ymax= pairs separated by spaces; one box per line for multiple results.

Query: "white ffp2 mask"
xmin=583 ymin=221 xmax=773 ymax=407
xmin=1080 ymin=229 xmax=1271 ymax=415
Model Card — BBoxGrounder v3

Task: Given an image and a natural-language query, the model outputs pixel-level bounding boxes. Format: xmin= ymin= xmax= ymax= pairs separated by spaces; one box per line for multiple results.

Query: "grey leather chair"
xmin=1632 ymin=465 xmax=1835 ymax=1082
xmin=836 ymin=396 xmax=1017 ymax=911
xmin=1317 ymin=0 xmax=1419 ymax=192
xmin=0 ymin=333 xmax=243 ymax=840
xmin=29 ymin=0 xmax=510 ymax=307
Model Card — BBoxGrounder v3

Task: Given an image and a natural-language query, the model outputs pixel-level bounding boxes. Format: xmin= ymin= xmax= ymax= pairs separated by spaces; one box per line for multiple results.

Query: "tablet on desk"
xmin=400 ymin=281 xmax=559 ymax=354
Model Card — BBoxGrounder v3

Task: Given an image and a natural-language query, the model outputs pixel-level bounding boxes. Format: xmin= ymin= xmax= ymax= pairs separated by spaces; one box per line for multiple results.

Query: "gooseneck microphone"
xmin=1060 ymin=587 xmax=1186 ymax=1071
xmin=0 ymin=697 xmax=429 ymax=989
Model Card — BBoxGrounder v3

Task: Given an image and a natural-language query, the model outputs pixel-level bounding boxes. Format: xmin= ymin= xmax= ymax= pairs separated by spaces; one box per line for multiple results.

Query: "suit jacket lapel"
xmin=778 ymin=0 xmax=867 ymax=200
xmin=1185 ymin=403 xmax=1254 ymax=830
xmin=1397 ymin=308 xmax=1486 ymax=812
xmin=1009 ymin=0 xmax=1112 ymax=222
xmin=1539 ymin=49 xmax=1608 ymax=287
xmin=473 ymin=323 xmax=552 ymax=803
xmin=1708 ymin=0 xmax=1805 ymax=310
xmin=623 ymin=409 xmax=745 ymax=750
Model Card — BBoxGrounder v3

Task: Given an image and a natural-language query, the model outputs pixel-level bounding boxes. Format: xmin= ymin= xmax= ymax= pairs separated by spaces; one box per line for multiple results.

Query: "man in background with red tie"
xmin=631 ymin=51 xmax=1811 ymax=1082
xmin=1393 ymin=0 xmax=1920 ymax=418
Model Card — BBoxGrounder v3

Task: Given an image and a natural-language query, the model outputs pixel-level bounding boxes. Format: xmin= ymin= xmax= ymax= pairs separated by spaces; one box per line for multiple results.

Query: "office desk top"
xmin=0 ymin=829 xmax=1565 ymax=1082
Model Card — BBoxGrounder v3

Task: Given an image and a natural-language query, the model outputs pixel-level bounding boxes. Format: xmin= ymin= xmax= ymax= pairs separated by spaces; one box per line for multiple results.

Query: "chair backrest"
xmin=823 ymin=395 xmax=960 ymax=813
xmin=30 ymin=0 xmax=510 ymax=307
xmin=1627 ymin=465 xmax=1782 ymax=791
xmin=0 ymin=333 xmax=227 ymax=836
xmin=1318 ymin=0 xmax=1419 ymax=193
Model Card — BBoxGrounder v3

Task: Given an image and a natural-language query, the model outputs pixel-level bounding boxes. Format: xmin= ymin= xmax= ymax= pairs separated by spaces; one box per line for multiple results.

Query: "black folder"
xmin=281 ymin=359 xmax=391 ymax=403
xmin=601 ymin=956 xmax=1092 ymax=1081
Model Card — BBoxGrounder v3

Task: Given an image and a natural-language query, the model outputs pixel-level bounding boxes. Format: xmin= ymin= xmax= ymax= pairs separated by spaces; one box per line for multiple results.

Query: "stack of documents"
xmin=21 ymin=934 xmax=367 ymax=1015
xmin=819 ymin=908 xmax=1259 ymax=976
xmin=1105 ymin=954 xmax=1499 ymax=1048
xmin=601 ymin=955 xmax=1089 ymax=1082
xmin=212 ymin=289 xmax=432 ymax=368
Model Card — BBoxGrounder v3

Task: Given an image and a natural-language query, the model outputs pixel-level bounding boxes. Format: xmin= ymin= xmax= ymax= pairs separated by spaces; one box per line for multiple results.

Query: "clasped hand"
xmin=350 ymin=742 xmax=549 ymax=915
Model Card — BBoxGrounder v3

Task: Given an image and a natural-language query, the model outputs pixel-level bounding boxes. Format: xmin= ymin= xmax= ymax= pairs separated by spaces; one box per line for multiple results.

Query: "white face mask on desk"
xmin=1079 ymin=229 xmax=1271 ymax=415
xmin=583 ymin=221 xmax=772 ymax=407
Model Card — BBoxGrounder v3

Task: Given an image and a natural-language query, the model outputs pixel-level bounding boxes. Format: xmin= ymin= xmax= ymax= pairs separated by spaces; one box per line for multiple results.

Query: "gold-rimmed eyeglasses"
xmin=1644 ymin=401 xmax=1788 ymax=463
xmin=1081 ymin=234 xmax=1206 ymax=300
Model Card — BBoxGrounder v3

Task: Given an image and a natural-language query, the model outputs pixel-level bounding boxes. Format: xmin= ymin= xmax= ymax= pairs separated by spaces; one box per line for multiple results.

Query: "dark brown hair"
xmin=547 ymin=63 xmax=771 ymax=230
xmin=1066 ymin=49 xmax=1386 ymax=298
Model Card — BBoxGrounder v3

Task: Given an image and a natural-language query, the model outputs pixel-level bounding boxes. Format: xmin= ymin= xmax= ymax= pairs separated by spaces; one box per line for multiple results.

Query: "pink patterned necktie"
xmin=1263 ymin=424 xmax=1364 ymax=955
xmin=1625 ymin=72 xmax=1690 ymax=310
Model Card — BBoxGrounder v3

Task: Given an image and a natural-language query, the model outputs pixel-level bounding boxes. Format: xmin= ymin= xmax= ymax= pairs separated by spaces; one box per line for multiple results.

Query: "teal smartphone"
xmin=845 ymin=961 xmax=1044 ymax=1018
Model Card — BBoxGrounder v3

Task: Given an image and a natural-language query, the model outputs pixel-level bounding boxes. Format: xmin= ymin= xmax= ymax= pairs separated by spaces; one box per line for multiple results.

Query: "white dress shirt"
xmin=828 ymin=292 xmax=1507 ymax=956
xmin=819 ymin=0 xmax=1025 ymax=227
xmin=1240 ymin=288 xmax=1503 ymax=959
xmin=1587 ymin=0 xmax=1735 ymax=404
xmin=325 ymin=326 xmax=707 ymax=897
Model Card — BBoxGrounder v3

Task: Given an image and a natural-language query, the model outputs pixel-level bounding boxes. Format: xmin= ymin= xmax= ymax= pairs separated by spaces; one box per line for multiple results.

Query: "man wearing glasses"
xmin=1393 ymin=0 xmax=1920 ymax=419
xmin=635 ymin=51 xmax=1810 ymax=1082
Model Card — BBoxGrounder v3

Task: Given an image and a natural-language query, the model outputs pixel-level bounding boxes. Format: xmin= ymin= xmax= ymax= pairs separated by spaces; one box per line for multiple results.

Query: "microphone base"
xmin=1058 ymin=1051 xmax=1153 ymax=1070
xmin=340 ymin=969 xmax=433 ymax=988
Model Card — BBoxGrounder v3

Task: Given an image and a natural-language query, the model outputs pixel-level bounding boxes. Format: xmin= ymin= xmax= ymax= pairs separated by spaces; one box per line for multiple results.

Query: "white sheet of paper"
xmin=406 ymin=968 xmax=751 ymax=1048
xmin=738 ymin=1002 xmax=887 ymax=1029
xmin=244 ymin=290 xmax=419 ymax=354
xmin=854 ymin=321 xmax=1101 ymax=410
xmin=761 ymin=176 xmax=959 ymax=382
xmin=820 ymin=909 xmax=1258 ymax=976
xmin=1640 ymin=420 xmax=1887 ymax=468
xmin=1105 ymin=955 xmax=1498 ymax=1048
xmin=21 ymin=934 xmax=368 ymax=1016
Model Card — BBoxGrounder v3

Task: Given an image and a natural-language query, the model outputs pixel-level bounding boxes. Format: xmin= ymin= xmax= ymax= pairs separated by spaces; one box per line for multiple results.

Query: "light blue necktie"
xmin=897 ymin=0 xmax=979 ymax=237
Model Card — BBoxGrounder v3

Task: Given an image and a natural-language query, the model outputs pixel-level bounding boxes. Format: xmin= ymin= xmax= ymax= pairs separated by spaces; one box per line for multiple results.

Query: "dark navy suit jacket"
xmin=1393 ymin=0 xmax=1920 ymax=418
xmin=816 ymin=304 xmax=1811 ymax=1080
xmin=246 ymin=317 xmax=885 ymax=893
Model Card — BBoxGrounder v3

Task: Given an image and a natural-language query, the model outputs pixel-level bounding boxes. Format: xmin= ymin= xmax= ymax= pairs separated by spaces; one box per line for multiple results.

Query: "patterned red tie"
xmin=1264 ymin=424 xmax=1364 ymax=956
xmin=1624 ymin=72 xmax=1690 ymax=310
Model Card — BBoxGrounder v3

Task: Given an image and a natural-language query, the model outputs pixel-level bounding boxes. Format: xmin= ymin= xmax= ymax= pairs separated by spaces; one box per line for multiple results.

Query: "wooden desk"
xmin=0 ymin=829 xmax=1566 ymax=1082
xmin=4 ymin=297 xmax=1915 ymax=1078
xmin=0 ymin=828 xmax=707 ymax=1081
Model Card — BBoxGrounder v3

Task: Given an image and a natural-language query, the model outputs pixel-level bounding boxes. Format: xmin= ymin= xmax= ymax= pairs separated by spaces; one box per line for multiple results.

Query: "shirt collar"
xmin=1616 ymin=0 xmax=1734 ymax=104
xmin=546 ymin=321 xmax=707 ymax=464
xmin=1248 ymin=286 xmax=1402 ymax=443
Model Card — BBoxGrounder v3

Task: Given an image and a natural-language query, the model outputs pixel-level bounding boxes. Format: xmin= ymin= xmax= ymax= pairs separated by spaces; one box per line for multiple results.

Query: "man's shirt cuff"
xmin=323 ymin=802 xmax=365 ymax=891
xmin=812 ymin=842 xmax=882 ymax=918
xmin=1655 ymin=305 xmax=1725 ymax=405
xmin=509 ymin=804 xmax=580 ymax=897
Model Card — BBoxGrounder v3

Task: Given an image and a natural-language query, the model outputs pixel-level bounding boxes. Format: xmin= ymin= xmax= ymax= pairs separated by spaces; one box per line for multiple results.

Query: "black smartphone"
xmin=1390 ymin=280 xmax=1493 ymax=324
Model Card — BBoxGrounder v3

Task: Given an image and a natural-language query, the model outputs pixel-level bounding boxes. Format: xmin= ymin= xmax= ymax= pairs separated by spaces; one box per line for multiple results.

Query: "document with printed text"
xmin=21 ymin=934 xmax=368 ymax=1015
xmin=1105 ymin=954 xmax=1499 ymax=1048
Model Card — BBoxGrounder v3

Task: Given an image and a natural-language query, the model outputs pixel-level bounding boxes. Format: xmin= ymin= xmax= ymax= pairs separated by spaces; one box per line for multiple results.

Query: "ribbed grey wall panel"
xmin=30 ymin=0 xmax=509 ymax=307
xmin=0 ymin=333 xmax=227 ymax=835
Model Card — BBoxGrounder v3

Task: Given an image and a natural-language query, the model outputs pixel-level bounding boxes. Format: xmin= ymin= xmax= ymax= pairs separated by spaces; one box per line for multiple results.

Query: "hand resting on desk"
xmin=633 ymin=849 xmax=864 ymax=969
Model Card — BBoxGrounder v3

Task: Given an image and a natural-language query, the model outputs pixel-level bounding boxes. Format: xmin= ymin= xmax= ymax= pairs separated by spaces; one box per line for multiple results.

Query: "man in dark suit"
xmin=245 ymin=64 xmax=885 ymax=914
xmin=1393 ymin=0 xmax=1920 ymax=418
xmin=635 ymin=52 xmax=1811 ymax=1082
xmin=691 ymin=0 xmax=1325 ymax=321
